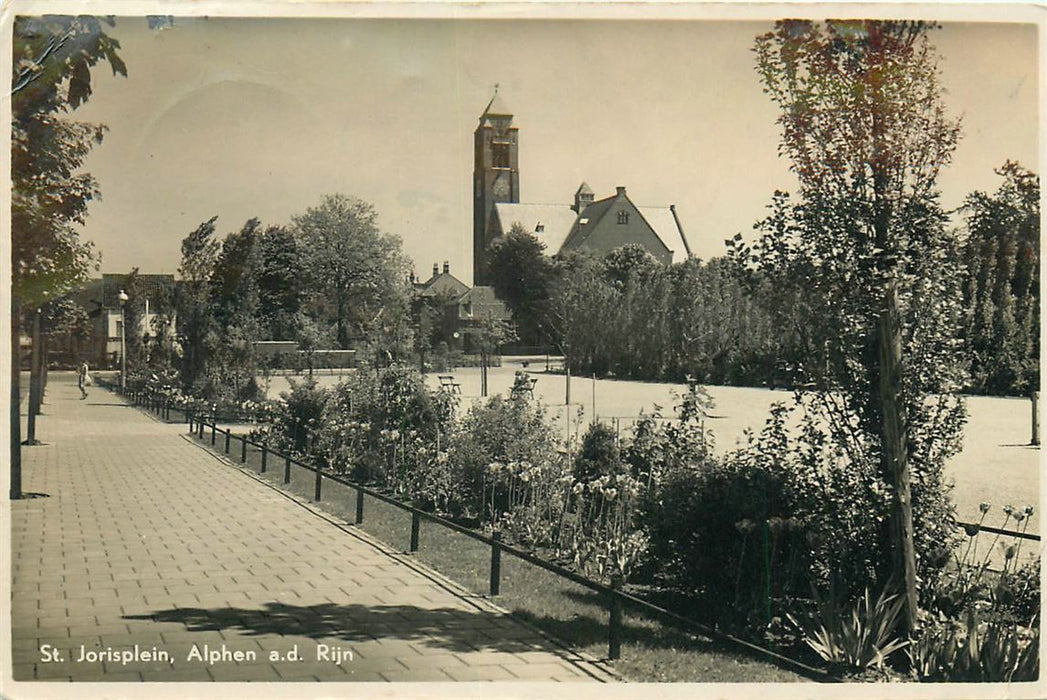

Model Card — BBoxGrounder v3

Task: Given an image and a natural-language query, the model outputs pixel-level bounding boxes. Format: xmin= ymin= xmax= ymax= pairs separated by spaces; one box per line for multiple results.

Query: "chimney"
xmin=443 ymin=261 xmax=450 ymax=274
xmin=432 ymin=263 xmax=439 ymax=278
xmin=615 ymin=186 xmax=627 ymax=198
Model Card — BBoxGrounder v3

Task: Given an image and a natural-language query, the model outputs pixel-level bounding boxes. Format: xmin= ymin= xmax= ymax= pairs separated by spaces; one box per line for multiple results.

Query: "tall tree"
xmin=962 ymin=162 xmax=1040 ymax=395
xmin=11 ymin=15 xmax=126 ymax=499
xmin=12 ymin=16 xmax=126 ymax=306
xmin=750 ymin=20 xmax=965 ymax=629
xmin=176 ymin=217 xmax=220 ymax=390
xmin=293 ymin=194 xmax=410 ymax=350
xmin=486 ymin=223 xmax=555 ymax=345
xmin=257 ymin=225 xmax=304 ymax=340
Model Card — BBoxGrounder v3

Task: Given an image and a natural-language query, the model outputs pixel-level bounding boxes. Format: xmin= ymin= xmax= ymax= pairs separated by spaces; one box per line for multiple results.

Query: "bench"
xmin=438 ymin=375 xmax=461 ymax=394
xmin=511 ymin=375 xmax=537 ymax=399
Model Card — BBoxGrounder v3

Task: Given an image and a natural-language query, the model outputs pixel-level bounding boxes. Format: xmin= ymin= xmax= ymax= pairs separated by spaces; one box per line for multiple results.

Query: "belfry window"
xmin=617 ymin=210 xmax=629 ymax=225
xmin=492 ymin=143 xmax=510 ymax=169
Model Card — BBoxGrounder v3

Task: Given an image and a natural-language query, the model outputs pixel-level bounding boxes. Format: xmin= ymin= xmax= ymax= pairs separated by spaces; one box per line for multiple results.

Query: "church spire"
xmin=480 ymin=84 xmax=512 ymax=123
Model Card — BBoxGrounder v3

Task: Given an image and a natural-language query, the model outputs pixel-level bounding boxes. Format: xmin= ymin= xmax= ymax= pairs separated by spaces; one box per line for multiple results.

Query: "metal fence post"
xmin=261 ymin=445 xmax=268 ymax=473
xmin=284 ymin=455 xmax=291 ymax=484
xmin=224 ymin=429 xmax=231 ymax=454
xmin=609 ymin=574 xmax=623 ymax=660
xmin=241 ymin=436 xmax=247 ymax=463
xmin=410 ymin=512 xmax=420 ymax=552
xmin=211 ymin=423 xmax=216 ymax=445
xmin=188 ymin=413 xmax=194 ymax=434
xmin=199 ymin=419 xmax=205 ymax=439
xmin=489 ymin=531 xmax=502 ymax=596
xmin=355 ymin=488 xmax=364 ymax=524
xmin=313 ymin=464 xmax=322 ymax=502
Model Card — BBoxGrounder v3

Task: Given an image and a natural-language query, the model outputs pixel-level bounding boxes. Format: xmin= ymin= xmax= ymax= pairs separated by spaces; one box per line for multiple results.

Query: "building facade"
xmin=472 ymin=93 xmax=691 ymax=285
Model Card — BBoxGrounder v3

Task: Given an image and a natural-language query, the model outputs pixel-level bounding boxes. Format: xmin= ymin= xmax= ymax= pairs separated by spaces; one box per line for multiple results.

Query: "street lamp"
xmin=118 ymin=289 xmax=129 ymax=392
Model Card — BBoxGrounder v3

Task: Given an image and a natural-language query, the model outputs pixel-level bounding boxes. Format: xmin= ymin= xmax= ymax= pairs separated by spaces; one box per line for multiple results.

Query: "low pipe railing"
xmin=121 ymin=385 xmax=1039 ymax=681
xmin=174 ymin=408 xmax=836 ymax=681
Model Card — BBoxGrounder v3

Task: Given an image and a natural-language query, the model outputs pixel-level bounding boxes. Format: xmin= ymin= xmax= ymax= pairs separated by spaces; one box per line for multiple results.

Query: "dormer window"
xmin=579 ymin=217 xmax=589 ymax=226
xmin=617 ymin=211 xmax=629 ymax=225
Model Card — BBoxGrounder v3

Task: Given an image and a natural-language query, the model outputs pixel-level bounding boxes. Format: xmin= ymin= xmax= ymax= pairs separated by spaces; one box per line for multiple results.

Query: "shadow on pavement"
xmin=126 ymin=602 xmax=550 ymax=654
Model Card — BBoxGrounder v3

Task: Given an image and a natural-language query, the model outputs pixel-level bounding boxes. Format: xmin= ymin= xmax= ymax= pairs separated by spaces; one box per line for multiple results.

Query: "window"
xmin=492 ymin=143 xmax=510 ymax=169
xmin=617 ymin=210 xmax=630 ymax=225
xmin=535 ymin=222 xmax=545 ymax=233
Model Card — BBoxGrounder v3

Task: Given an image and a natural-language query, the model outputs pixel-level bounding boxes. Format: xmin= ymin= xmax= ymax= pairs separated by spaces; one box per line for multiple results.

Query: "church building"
xmin=472 ymin=92 xmax=692 ymax=285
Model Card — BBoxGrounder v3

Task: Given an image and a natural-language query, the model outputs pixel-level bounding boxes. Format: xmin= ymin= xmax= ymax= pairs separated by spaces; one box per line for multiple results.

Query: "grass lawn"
xmin=196 ymin=429 xmax=807 ymax=683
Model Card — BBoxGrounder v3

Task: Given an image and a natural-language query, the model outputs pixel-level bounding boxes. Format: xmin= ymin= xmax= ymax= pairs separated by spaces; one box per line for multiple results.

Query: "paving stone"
xmin=10 ymin=376 xmax=611 ymax=684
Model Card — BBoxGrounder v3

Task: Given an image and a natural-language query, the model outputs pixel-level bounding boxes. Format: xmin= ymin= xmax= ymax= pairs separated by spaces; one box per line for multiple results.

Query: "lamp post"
xmin=118 ymin=289 xmax=129 ymax=393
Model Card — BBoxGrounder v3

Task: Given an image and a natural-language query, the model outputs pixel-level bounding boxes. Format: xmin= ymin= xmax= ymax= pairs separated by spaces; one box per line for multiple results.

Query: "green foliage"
xmin=12 ymin=15 xmax=127 ymax=306
xmin=256 ymin=225 xmax=304 ymax=340
xmin=270 ymin=377 xmax=329 ymax=458
xmin=314 ymin=365 xmax=456 ymax=504
xmin=573 ymin=423 xmax=624 ymax=483
xmin=448 ymin=393 xmax=559 ymax=519
xmin=930 ymin=504 xmax=1038 ymax=622
xmin=962 ymin=162 xmax=1040 ymax=395
xmin=293 ymin=194 xmax=411 ymax=350
xmin=787 ymin=587 xmax=909 ymax=672
xmin=908 ymin=610 xmax=1039 ymax=682
xmin=638 ymin=410 xmax=805 ymax=622
xmin=176 ymin=217 xmax=220 ymax=390
xmin=487 ymin=224 xmax=555 ymax=345
xmin=742 ymin=22 xmax=967 ymax=627
xmin=536 ymin=246 xmax=782 ymax=384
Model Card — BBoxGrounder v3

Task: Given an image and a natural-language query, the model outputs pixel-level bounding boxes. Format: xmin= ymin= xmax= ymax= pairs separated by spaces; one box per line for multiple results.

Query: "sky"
xmin=65 ymin=13 xmax=1039 ymax=284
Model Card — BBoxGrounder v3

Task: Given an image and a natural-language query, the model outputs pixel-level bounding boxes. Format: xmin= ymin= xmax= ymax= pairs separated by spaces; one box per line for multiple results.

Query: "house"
xmin=60 ymin=274 xmax=177 ymax=368
xmin=472 ymin=91 xmax=692 ymax=284
xmin=412 ymin=261 xmax=512 ymax=353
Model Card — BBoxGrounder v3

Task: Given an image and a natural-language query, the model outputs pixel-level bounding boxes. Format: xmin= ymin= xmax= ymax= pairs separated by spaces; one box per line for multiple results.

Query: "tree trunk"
xmin=337 ymin=296 xmax=348 ymax=350
xmin=871 ymin=102 xmax=918 ymax=633
xmin=25 ymin=308 xmax=41 ymax=444
xmin=10 ymin=297 xmax=23 ymax=499
xmin=877 ymin=282 xmax=918 ymax=633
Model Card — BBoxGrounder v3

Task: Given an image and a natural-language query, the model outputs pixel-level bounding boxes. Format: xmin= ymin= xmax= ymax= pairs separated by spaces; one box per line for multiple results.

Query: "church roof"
xmin=493 ymin=202 xmax=578 ymax=254
xmin=636 ymin=206 xmax=691 ymax=263
xmin=494 ymin=196 xmax=691 ymax=264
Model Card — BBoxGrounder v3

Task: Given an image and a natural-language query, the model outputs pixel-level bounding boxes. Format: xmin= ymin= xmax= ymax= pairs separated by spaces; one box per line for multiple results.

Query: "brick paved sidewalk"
xmin=9 ymin=375 xmax=613 ymax=683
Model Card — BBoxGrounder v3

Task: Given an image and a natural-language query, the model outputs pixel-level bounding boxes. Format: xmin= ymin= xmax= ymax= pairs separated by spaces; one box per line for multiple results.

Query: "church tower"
xmin=473 ymin=89 xmax=519 ymax=285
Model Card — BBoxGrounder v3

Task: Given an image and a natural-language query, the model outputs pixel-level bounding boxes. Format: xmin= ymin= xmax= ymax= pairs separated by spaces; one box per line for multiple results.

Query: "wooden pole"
xmin=1032 ymin=391 xmax=1040 ymax=446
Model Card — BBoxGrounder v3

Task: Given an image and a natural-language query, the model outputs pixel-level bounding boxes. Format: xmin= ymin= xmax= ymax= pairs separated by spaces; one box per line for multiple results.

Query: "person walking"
xmin=78 ymin=360 xmax=90 ymax=400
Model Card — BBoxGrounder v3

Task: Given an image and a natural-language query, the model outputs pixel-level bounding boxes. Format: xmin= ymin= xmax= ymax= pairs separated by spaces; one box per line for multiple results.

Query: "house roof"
xmin=493 ymin=202 xmax=578 ymax=254
xmin=100 ymin=273 xmax=176 ymax=309
xmin=455 ymin=285 xmax=512 ymax=321
xmin=416 ymin=271 xmax=469 ymax=299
